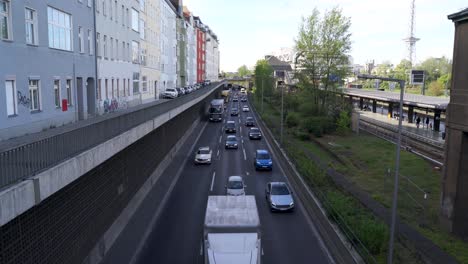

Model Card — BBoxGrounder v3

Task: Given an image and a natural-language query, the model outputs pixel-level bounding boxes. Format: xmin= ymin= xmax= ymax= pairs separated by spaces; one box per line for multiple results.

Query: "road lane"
xmin=137 ymin=92 xmax=332 ymax=264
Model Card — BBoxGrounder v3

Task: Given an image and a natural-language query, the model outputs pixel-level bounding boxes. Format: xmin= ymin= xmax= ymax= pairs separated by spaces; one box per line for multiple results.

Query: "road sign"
xmin=411 ymin=70 xmax=425 ymax=85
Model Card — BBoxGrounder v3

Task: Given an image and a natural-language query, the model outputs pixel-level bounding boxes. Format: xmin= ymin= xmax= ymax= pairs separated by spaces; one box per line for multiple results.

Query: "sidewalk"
xmin=358 ymin=110 xmax=444 ymax=142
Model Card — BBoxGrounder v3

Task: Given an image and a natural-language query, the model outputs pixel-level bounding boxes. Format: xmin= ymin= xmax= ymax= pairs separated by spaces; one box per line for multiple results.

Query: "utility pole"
xmin=280 ymin=83 xmax=284 ymax=144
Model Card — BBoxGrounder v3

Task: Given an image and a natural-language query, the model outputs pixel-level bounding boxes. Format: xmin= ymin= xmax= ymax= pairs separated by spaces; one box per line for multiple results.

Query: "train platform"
xmin=358 ymin=110 xmax=445 ymax=143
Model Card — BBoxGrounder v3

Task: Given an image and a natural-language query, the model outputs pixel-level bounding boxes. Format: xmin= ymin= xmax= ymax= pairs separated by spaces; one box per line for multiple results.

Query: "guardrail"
xmin=0 ymin=82 xmax=224 ymax=189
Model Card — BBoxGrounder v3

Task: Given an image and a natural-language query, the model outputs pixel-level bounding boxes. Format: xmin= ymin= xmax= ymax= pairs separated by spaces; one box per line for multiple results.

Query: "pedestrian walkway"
xmin=358 ymin=110 xmax=444 ymax=142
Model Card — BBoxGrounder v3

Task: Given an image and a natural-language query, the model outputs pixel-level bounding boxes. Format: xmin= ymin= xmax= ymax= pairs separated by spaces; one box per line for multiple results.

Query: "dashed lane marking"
xmin=210 ymin=171 xmax=216 ymax=192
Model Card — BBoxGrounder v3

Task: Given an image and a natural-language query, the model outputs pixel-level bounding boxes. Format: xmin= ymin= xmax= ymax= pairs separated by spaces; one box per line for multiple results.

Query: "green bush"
xmin=300 ymin=116 xmax=335 ymax=137
xmin=336 ymin=110 xmax=351 ymax=135
xmin=325 ymin=191 xmax=389 ymax=255
xmin=286 ymin=112 xmax=301 ymax=127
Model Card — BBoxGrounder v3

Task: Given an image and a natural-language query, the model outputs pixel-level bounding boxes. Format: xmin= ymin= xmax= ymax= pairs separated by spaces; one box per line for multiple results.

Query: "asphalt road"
xmin=136 ymin=93 xmax=332 ymax=264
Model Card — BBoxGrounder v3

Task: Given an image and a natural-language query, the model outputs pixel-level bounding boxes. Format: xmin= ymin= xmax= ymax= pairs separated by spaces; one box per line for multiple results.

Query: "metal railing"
xmin=0 ymin=82 xmax=224 ymax=189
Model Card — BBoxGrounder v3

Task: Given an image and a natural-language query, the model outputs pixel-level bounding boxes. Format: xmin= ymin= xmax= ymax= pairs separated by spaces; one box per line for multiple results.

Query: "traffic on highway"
xmin=136 ymin=88 xmax=332 ymax=264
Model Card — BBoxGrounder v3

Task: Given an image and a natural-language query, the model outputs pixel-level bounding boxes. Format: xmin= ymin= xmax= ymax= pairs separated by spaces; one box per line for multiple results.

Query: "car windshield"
xmin=227 ymin=180 xmax=243 ymax=189
xmin=198 ymin=149 xmax=210 ymax=155
xmin=227 ymin=122 xmax=235 ymax=127
xmin=227 ymin=136 xmax=236 ymax=141
xmin=271 ymin=185 xmax=290 ymax=195
xmin=231 ymin=108 xmax=237 ymax=111
xmin=247 ymin=117 xmax=253 ymax=121
xmin=251 ymin=128 xmax=259 ymax=132
xmin=257 ymin=153 xmax=270 ymax=159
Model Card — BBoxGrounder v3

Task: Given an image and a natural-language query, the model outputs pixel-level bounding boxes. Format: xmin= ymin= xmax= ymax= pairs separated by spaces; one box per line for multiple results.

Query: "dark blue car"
xmin=254 ymin=149 xmax=272 ymax=171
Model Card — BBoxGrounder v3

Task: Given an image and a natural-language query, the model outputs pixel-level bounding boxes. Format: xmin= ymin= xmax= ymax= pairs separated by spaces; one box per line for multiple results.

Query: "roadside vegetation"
xmin=249 ymin=5 xmax=466 ymax=263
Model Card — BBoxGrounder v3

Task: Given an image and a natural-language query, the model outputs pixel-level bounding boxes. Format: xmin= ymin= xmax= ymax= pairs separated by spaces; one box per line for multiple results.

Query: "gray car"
xmin=265 ymin=182 xmax=295 ymax=211
xmin=225 ymin=135 xmax=238 ymax=149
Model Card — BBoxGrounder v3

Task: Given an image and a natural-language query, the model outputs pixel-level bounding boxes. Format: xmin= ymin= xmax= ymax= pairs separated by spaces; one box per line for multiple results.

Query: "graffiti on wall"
xmin=103 ymin=98 xmax=128 ymax=113
xmin=17 ymin=91 xmax=30 ymax=107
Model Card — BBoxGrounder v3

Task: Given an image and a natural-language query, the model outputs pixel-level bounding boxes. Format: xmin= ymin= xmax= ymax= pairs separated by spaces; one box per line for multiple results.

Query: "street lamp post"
xmin=357 ymin=75 xmax=405 ymax=264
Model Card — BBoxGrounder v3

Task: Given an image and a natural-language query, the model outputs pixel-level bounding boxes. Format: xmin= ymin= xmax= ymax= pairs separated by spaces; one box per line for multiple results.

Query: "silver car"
xmin=194 ymin=146 xmax=212 ymax=164
xmin=226 ymin=176 xmax=246 ymax=196
xmin=265 ymin=182 xmax=294 ymax=211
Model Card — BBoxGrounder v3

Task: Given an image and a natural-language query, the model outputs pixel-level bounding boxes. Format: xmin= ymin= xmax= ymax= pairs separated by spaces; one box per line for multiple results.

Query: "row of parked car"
xmin=163 ymin=80 xmax=212 ymax=99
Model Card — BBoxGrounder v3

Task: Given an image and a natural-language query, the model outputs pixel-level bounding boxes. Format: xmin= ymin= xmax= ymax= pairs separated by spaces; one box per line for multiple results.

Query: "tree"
xmin=253 ymin=60 xmax=274 ymax=100
xmin=393 ymin=59 xmax=411 ymax=83
xmin=237 ymin=65 xmax=251 ymax=77
xmin=416 ymin=57 xmax=452 ymax=83
xmin=427 ymin=81 xmax=444 ymax=96
xmin=295 ymin=7 xmax=352 ymax=92
xmin=295 ymin=7 xmax=352 ymax=113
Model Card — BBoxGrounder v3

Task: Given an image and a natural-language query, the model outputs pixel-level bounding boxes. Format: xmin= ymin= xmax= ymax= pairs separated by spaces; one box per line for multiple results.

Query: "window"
xmin=133 ymin=72 xmax=139 ymax=94
xmin=103 ymin=35 xmax=107 ymax=58
xmin=126 ymin=8 xmax=129 ymax=28
xmin=88 ymin=0 xmax=92 ymax=7
xmin=127 ymin=79 xmax=130 ymax=95
xmin=132 ymin=41 xmax=139 ymax=63
xmin=110 ymin=37 xmax=113 ymax=59
xmin=5 ymin=80 xmax=16 ymax=116
xmin=54 ymin=79 xmax=61 ymax=107
xmin=142 ymin=76 xmax=147 ymax=92
xmin=109 ymin=0 xmax=112 ymax=20
xmin=0 ymin=0 xmax=10 ymax=40
xmin=127 ymin=43 xmax=129 ymax=61
xmin=121 ymin=5 xmax=124 ymax=26
xmin=111 ymin=79 xmax=114 ymax=98
xmin=96 ymin=32 xmax=100 ymax=56
xmin=97 ymin=79 xmax=101 ymax=100
xmin=140 ymin=19 xmax=145 ymax=39
xmin=123 ymin=78 xmax=126 ymax=96
xmin=122 ymin=41 xmax=125 ymax=61
xmin=102 ymin=0 xmax=106 ymax=16
xmin=66 ymin=79 xmax=72 ymax=105
xmin=115 ymin=1 xmax=118 ymax=23
xmin=29 ymin=79 xmax=40 ymax=111
xmin=105 ymin=79 xmax=108 ymax=99
xmin=115 ymin=39 xmax=118 ymax=59
xmin=48 ymin=7 xmax=72 ymax=51
xmin=78 ymin=26 xmax=84 ymax=53
xmin=131 ymin=8 xmax=139 ymax=32
xmin=117 ymin=79 xmax=120 ymax=97
xmin=88 ymin=29 xmax=93 ymax=55
xmin=140 ymin=0 xmax=145 ymax=11
xmin=25 ymin=8 xmax=38 ymax=45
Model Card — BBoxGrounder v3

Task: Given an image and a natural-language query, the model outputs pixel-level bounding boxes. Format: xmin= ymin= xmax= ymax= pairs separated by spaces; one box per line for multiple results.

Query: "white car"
xmin=242 ymin=105 xmax=250 ymax=112
xmin=194 ymin=147 xmax=212 ymax=164
xmin=225 ymin=176 xmax=246 ymax=196
xmin=164 ymin=88 xmax=178 ymax=99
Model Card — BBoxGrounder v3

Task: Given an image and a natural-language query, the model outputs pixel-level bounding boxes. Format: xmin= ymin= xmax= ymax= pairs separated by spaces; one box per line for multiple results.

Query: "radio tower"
xmin=404 ymin=0 xmax=419 ymax=69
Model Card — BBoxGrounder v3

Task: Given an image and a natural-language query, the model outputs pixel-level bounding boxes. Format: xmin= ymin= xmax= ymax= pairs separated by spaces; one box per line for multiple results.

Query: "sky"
xmin=183 ymin=0 xmax=467 ymax=72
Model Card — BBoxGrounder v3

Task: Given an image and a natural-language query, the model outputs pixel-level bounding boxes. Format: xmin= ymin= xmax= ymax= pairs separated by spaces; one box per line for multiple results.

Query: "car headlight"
xmin=234 ymin=143 xmax=237 ymax=146
xmin=289 ymin=202 xmax=294 ymax=206
xmin=271 ymin=202 xmax=276 ymax=207
xmin=268 ymin=161 xmax=272 ymax=165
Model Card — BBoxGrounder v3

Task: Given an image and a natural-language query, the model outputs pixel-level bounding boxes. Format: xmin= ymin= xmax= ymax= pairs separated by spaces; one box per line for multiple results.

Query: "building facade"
xmin=160 ymin=0 xmax=177 ymax=91
xmin=194 ymin=16 xmax=205 ymax=83
xmin=95 ymin=0 xmax=140 ymax=113
xmin=205 ymin=28 xmax=219 ymax=81
xmin=183 ymin=7 xmax=196 ymax=86
xmin=0 ymin=0 xmax=96 ymax=140
xmin=140 ymin=0 xmax=161 ymax=103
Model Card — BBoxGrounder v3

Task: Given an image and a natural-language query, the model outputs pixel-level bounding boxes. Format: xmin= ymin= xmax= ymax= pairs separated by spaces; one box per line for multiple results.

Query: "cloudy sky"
xmin=183 ymin=0 xmax=466 ymax=72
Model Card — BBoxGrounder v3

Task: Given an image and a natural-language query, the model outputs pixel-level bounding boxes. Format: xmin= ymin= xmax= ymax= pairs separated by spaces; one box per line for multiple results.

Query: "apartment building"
xmin=193 ymin=16 xmax=205 ymax=83
xmin=183 ymin=6 xmax=196 ymax=86
xmin=140 ymin=0 xmax=162 ymax=103
xmin=160 ymin=0 xmax=177 ymax=92
xmin=205 ymin=28 xmax=219 ymax=81
xmin=0 ymin=0 xmax=96 ymax=140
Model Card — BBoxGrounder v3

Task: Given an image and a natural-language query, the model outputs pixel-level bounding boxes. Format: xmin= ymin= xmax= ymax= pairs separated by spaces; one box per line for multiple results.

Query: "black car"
xmin=231 ymin=107 xmax=239 ymax=116
xmin=241 ymin=97 xmax=247 ymax=102
xmin=225 ymin=135 xmax=238 ymax=149
xmin=245 ymin=117 xmax=255 ymax=126
xmin=225 ymin=121 xmax=236 ymax=133
xmin=249 ymin=127 xmax=262 ymax=139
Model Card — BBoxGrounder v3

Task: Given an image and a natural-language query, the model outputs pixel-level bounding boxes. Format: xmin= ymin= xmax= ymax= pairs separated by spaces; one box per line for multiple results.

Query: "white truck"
xmin=203 ymin=195 xmax=261 ymax=264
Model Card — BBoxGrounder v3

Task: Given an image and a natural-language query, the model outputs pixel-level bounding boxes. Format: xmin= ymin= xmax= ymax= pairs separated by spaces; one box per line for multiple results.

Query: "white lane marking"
xmin=242 ymin=139 xmax=244 ymax=144
xmin=217 ymin=149 xmax=220 ymax=157
xmin=200 ymin=241 xmax=203 ymax=256
xmin=219 ymin=135 xmax=222 ymax=144
xmin=243 ymin=148 xmax=247 ymax=161
xmin=262 ymin=248 xmax=264 ymax=256
xmin=210 ymin=171 xmax=216 ymax=192
xmin=240 ymin=126 xmax=242 ymax=133
xmin=239 ymin=118 xmax=241 ymax=123
xmin=246 ymin=171 xmax=250 ymax=176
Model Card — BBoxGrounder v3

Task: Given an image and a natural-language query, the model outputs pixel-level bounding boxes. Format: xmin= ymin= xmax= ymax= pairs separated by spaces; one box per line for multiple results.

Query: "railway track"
xmin=359 ymin=116 xmax=445 ymax=166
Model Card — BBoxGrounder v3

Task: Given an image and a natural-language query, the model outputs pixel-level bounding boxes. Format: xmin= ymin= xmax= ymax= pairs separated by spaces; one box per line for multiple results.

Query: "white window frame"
xmin=115 ymin=38 xmax=118 ymax=60
xmin=1 ymin=0 xmax=12 ymax=40
xmin=110 ymin=36 xmax=113 ymax=60
xmin=47 ymin=6 xmax=73 ymax=51
xmin=88 ymin=29 xmax=93 ymax=55
xmin=88 ymin=0 xmax=92 ymax=7
xmin=96 ymin=32 xmax=101 ymax=57
xmin=131 ymin=8 xmax=139 ymax=32
xmin=140 ymin=19 xmax=145 ymax=39
xmin=25 ymin=7 xmax=38 ymax=45
xmin=115 ymin=0 xmax=118 ymax=23
xmin=121 ymin=5 xmax=125 ymax=26
xmin=5 ymin=80 xmax=17 ymax=116
xmin=132 ymin=40 xmax=139 ymax=64
xmin=109 ymin=0 xmax=113 ymax=20
xmin=102 ymin=0 xmax=106 ymax=16
xmin=66 ymin=79 xmax=73 ymax=105
xmin=103 ymin=35 xmax=107 ymax=59
xmin=78 ymin=26 xmax=84 ymax=53
xmin=54 ymin=79 xmax=61 ymax=108
xmin=29 ymin=79 xmax=41 ymax=111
